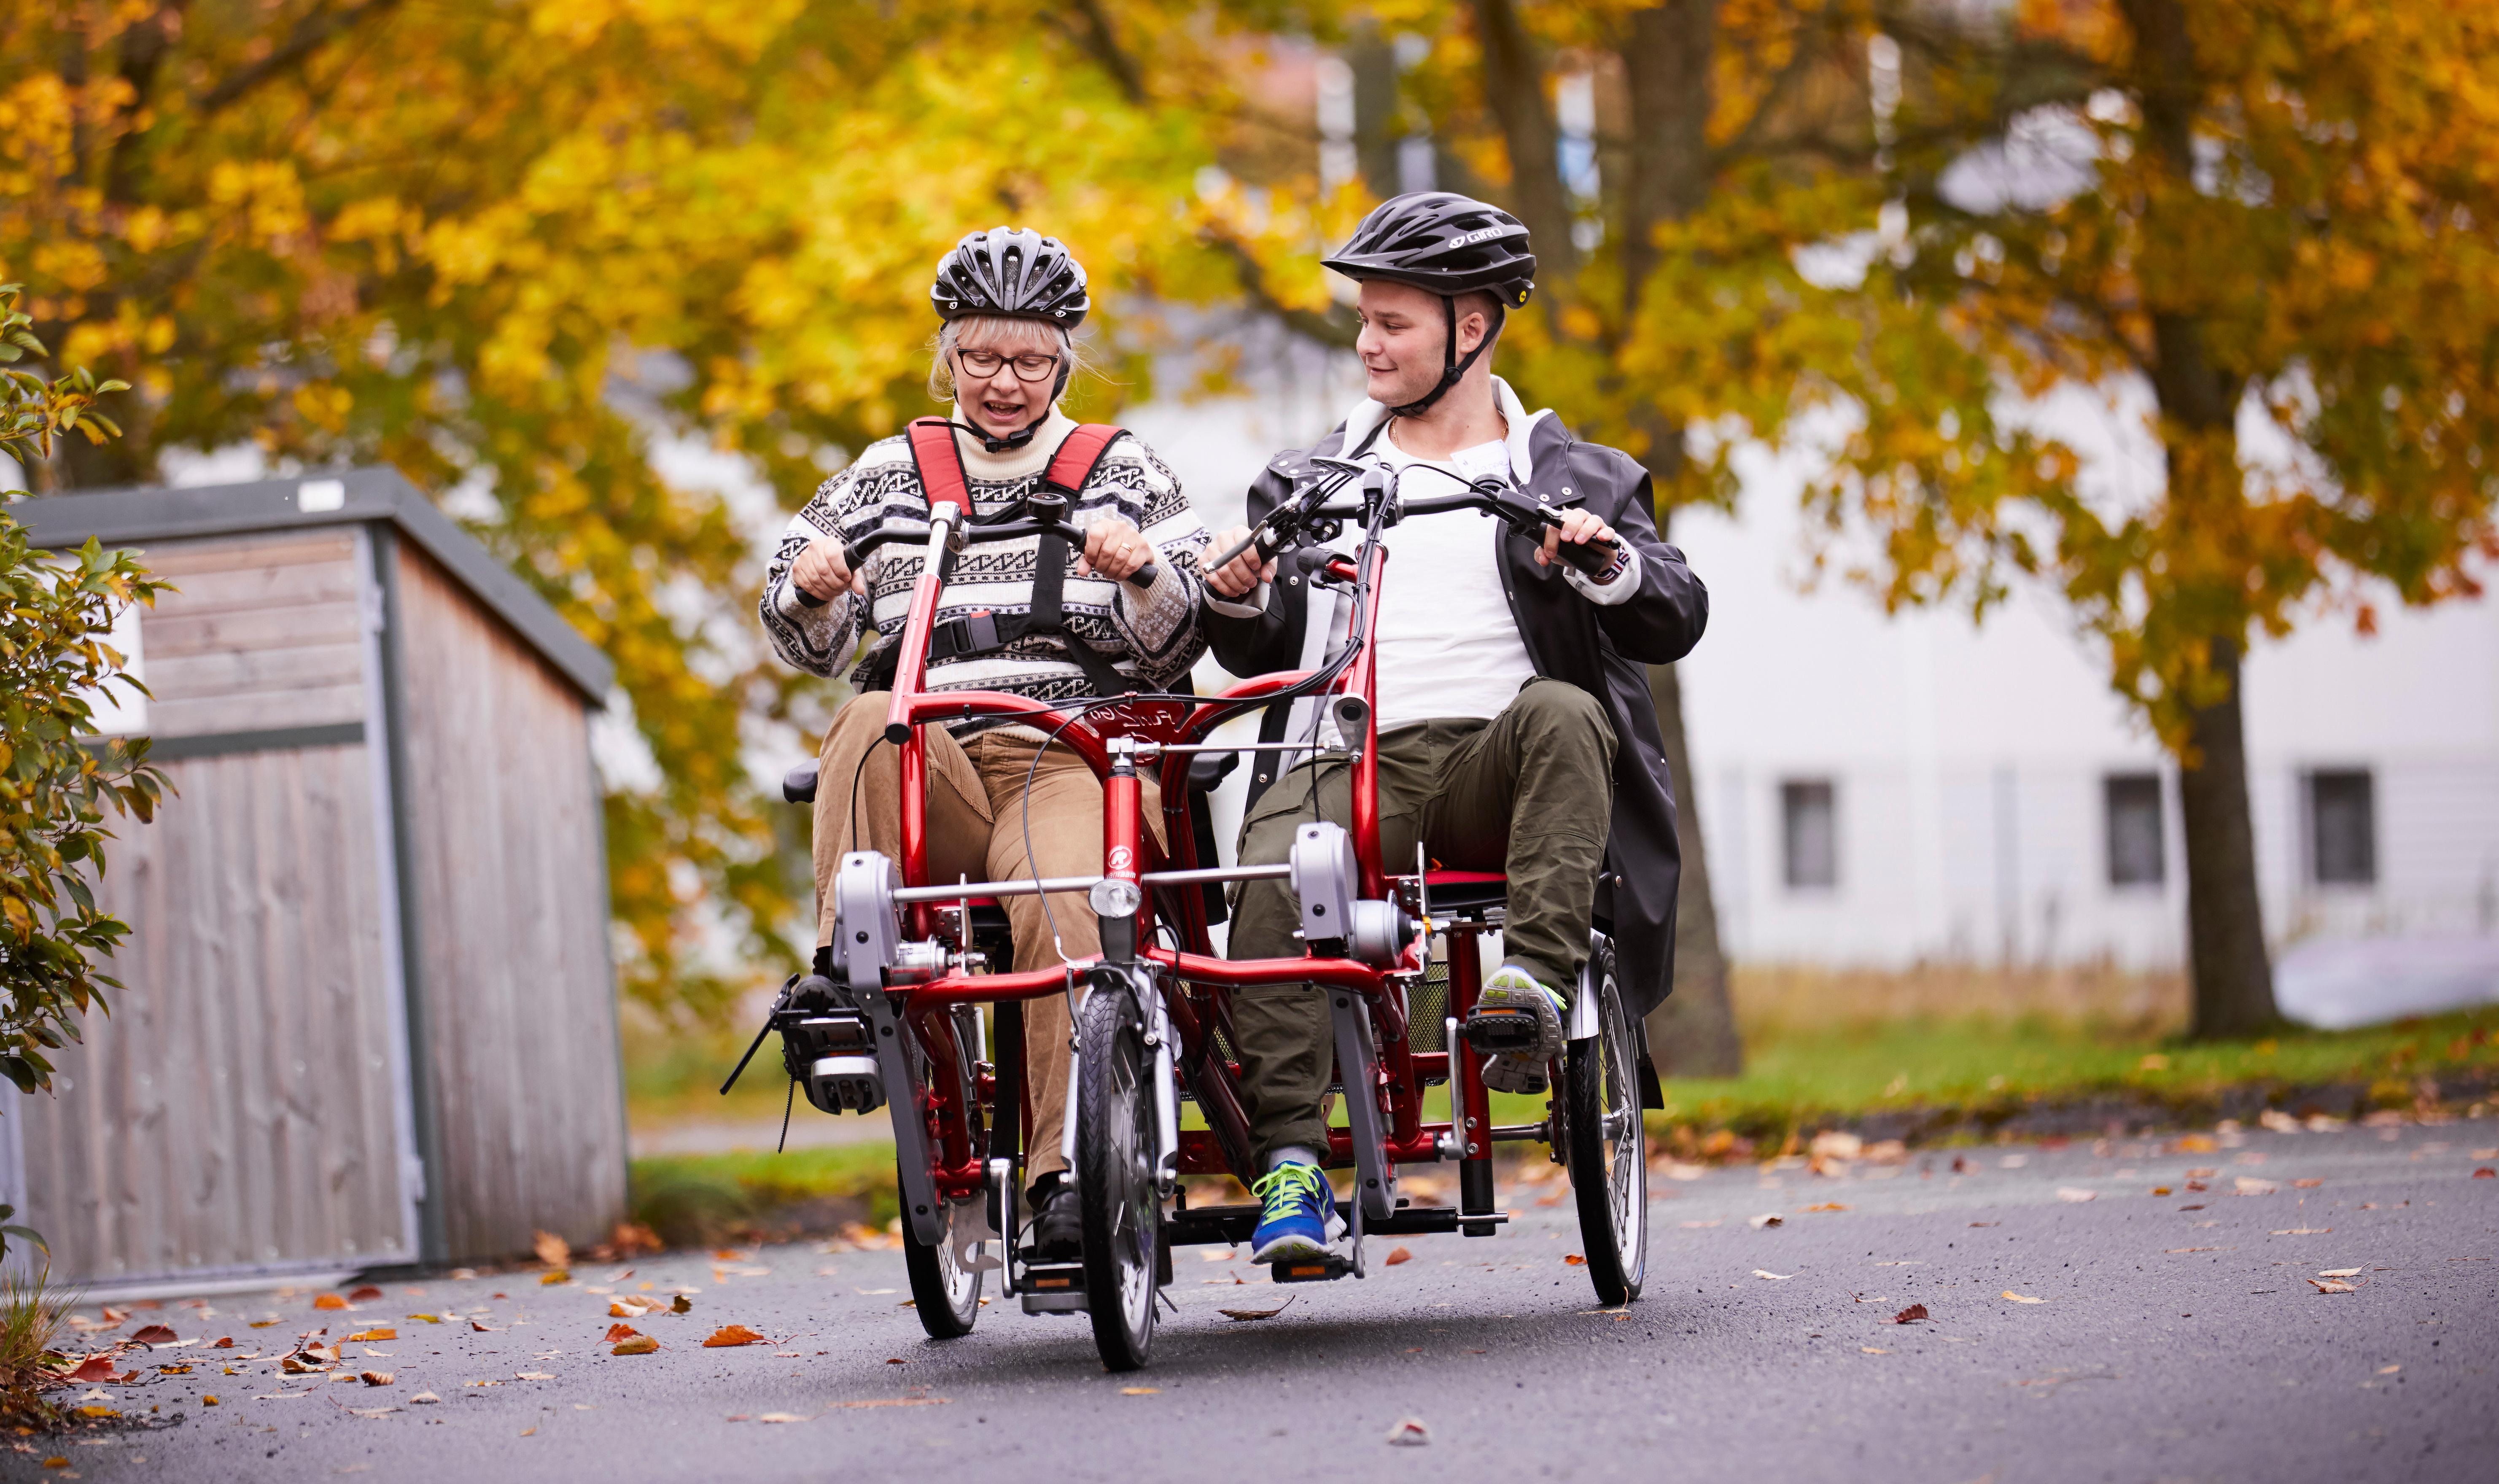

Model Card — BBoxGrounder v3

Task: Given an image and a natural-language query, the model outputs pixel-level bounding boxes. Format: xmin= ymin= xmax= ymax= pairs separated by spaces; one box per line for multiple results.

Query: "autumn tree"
xmin=0 ymin=0 xmax=1233 ymax=1017
xmin=1840 ymin=0 xmax=2499 ymax=1035
xmin=1196 ymin=0 xmax=1923 ymax=1074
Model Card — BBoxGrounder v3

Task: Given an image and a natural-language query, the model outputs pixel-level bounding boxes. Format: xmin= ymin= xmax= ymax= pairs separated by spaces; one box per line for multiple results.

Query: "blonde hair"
xmin=926 ymin=315 xmax=1088 ymax=402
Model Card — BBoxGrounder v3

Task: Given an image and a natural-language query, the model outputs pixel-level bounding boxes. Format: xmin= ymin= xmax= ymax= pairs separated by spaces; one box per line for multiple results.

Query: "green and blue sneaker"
xmin=1248 ymin=1162 xmax=1344 ymax=1264
xmin=1476 ymin=963 xmax=1567 ymax=1094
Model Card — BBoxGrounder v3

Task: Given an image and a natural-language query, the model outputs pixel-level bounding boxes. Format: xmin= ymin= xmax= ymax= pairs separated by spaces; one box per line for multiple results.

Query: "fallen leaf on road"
xmin=520 ymin=1427 xmax=537 ymax=1437
xmin=1748 ymin=1214 xmax=1783 ymax=1229
xmin=2318 ymin=1268 xmax=2363 ymax=1278
xmin=1563 ymin=1254 xmax=1588 ymax=1267
xmin=313 ymin=1295 xmax=349 ymax=1312
xmin=2376 ymin=1364 xmax=2400 ymax=1375
xmin=61 ymin=1355 xmax=131 ymax=1384
xmin=2292 ymin=1179 xmax=2323 ymax=1188
xmin=1799 ymin=1203 xmax=1849 ymax=1213
xmin=826 ymin=1397 xmax=950 ymax=1409
xmin=1220 ymin=1298 xmax=1295 ymax=1322
xmin=1679 ymin=1220 xmax=1721 ymax=1229
xmin=2056 ymin=1188 xmax=2097 ymax=1203
xmin=1969 ymin=1222 xmax=2000 ymax=1228
xmin=535 ymin=1231 xmax=571 ymax=1269
xmin=514 ymin=1372 xmax=555 ymax=1381
xmin=348 ymin=1285 xmax=385 ymax=1303
xmin=612 ymin=1336 xmax=659 ymax=1355
xmin=2184 ymin=1168 xmax=2217 ymax=1179
xmin=359 ymin=1372 xmax=393 ymax=1386
xmin=129 ymin=1324 xmax=177 ymax=1345
xmin=1384 ymin=1247 xmax=1412 ymax=1266
xmin=1120 ymin=1387 xmax=1159 ymax=1396
xmin=407 ymin=1314 xmax=441 ymax=1324
xmin=672 ymin=1295 xmax=694 ymax=1313
xmin=1892 ymin=1304 xmax=1928 ymax=1324
xmin=609 ymin=1297 xmax=659 ymax=1318
xmin=213 ymin=1336 xmax=234 ymax=1347
xmin=1386 ymin=1418 xmax=1430 ymax=1446
xmin=469 ymin=1321 xmax=497 ymax=1333
xmin=1861 ymin=1347 xmax=1891 ymax=1355
xmin=2001 ymin=1291 xmax=2047 ymax=1304
xmin=2176 ymin=1135 xmax=2218 ymax=1153
xmin=604 ymin=1324 xmax=640 ymax=1343
xmin=2272 ymin=1228 xmax=2332 ymax=1235
xmin=409 ymin=1392 xmax=441 ymax=1405
xmin=2235 ymin=1177 xmax=2278 ymax=1195
xmin=345 ymin=1328 xmax=395 ymax=1342
xmin=2307 ymin=1278 xmax=2359 ymax=1293
xmin=539 ymin=1271 xmax=570 ymax=1286
xmin=885 ymin=1357 xmax=906 ymax=1365
xmin=2473 ymin=1148 xmax=2499 ymax=1159
xmin=2474 ymin=1168 xmax=2495 ymax=1179
xmin=1753 ymin=1270 xmax=1794 ymax=1281
xmin=703 ymin=1325 xmax=768 ymax=1348
xmin=757 ymin=1413 xmax=808 ymax=1424
xmin=2151 ymin=1187 xmax=2173 ymax=1196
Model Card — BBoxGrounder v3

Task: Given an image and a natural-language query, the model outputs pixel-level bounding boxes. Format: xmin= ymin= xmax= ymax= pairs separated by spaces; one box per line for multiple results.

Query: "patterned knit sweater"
xmin=760 ymin=411 xmax=1210 ymax=728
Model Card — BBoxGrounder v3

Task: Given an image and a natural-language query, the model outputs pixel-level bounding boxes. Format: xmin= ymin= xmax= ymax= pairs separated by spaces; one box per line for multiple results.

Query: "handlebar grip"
xmin=1550 ymin=532 xmax=1624 ymax=579
xmin=1126 ymin=561 xmax=1159 ymax=589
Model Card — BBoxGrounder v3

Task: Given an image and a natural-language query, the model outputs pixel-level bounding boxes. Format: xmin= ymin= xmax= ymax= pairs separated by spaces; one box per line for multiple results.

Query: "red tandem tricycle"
xmin=728 ymin=440 xmax=1654 ymax=1371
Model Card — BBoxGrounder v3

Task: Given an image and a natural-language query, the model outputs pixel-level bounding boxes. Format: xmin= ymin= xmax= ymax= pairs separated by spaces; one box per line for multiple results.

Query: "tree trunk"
xmin=1645 ymin=652 xmax=1743 ymax=1075
xmin=2179 ymin=640 xmax=2280 ymax=1037
xmin=1469 ymin=0 xmax=1578 ymax=282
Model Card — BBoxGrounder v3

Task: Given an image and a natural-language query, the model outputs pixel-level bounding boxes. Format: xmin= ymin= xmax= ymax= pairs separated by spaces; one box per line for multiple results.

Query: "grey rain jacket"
xmin=1205 ymin=410 xmax=1708 ymax=1019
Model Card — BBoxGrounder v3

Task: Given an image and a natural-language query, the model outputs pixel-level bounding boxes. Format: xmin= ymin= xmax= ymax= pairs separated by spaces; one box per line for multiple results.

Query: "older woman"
xmin=760 ymin=228 xmax=1209 ymax=1258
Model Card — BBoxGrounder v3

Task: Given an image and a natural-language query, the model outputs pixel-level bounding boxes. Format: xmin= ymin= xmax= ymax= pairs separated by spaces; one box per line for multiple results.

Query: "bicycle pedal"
xmin=1270 ymin=1253 xmax=1354 ymax=1284
xmin=1460 ymin=1005 xmax=1542 ymax=1054
xmin=1020 ymin=1262 xmax=1088 ymax=1314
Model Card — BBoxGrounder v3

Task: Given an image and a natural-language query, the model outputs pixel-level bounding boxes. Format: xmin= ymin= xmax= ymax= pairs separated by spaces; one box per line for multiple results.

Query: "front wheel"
xmin=1075 ymin=977 xmax=1160 ymax=1371
xmin=902 ymin=1007 xmax=986 ymax=1338
xmin=1563 ymin=938 xmax=1647 ymax=1306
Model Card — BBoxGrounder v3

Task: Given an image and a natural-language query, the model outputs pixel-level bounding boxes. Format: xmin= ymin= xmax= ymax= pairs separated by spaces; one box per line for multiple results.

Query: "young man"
xmin=1201 ymin=193 xmax=1709 ymax=1264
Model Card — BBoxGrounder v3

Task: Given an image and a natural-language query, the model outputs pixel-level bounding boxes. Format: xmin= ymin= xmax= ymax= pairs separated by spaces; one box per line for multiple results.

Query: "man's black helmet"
xmin=931 ymin=227 xmax=1091 ymax=329
xmin=1322 ymin=193 xmax=1536 ymax=310
xmin=1322 ymin=193 xmax=1534 ymax=417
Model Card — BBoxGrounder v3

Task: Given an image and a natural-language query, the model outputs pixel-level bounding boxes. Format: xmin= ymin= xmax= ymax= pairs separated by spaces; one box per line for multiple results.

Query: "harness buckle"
xmin=934 ymin=609 xmax=1001 ymax=657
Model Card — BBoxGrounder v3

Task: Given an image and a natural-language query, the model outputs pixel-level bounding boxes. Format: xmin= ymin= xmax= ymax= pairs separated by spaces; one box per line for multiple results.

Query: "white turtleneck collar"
xmin=950 ymin=406 xmax=1078 ymax=480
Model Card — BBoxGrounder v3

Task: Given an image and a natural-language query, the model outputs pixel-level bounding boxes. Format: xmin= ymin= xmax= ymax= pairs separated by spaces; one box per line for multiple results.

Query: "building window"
xmin=2308 ymin=769 xmax=2377 ymax=886
xmin=2103 ymin=773 xmax=2165 ymax=888
xmin=1781 ymin=779 xmax=1837 ymax=890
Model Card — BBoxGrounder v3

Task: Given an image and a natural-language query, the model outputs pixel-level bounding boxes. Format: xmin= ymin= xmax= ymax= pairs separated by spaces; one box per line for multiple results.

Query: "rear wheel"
xmin=902 ymin=1007 xmax=986 ymax=1338
xmin=1563 ymin=939 xmax=1647 ymax=1306
xmin=1075 ymin=978 xmax=1159 ymax=1371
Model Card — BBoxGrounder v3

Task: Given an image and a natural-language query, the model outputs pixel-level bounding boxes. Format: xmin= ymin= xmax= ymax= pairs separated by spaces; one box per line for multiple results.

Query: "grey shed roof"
xmin=14 ymin=466 xmax=614 ymax=702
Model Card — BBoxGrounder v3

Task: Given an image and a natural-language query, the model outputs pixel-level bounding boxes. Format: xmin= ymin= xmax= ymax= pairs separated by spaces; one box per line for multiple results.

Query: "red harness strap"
xmin=1042 ymin=422 xmax=1124 ymax=498
xmin=906 ymin=417 xmax=975 ymax=513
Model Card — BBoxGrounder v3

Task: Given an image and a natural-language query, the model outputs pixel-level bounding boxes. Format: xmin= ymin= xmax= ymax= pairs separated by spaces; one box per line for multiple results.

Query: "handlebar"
xmin=1208 ymin=469 xmax=1624 ymax=580
xmin=798 ymin=516 xmax=1157 ymax=606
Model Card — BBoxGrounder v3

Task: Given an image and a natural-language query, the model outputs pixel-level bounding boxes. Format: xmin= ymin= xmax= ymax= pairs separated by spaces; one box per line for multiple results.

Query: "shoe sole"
xmin=1250 ymin=1212 xmax=1347 ymax=1266
xmin=1475 ymin=978 xmax=1564 ymax=1093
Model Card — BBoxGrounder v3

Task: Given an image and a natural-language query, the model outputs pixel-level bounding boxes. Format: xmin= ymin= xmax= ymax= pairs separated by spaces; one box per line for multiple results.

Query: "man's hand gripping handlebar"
xmin=1205 ymin=455 xmax=1627 ymax=598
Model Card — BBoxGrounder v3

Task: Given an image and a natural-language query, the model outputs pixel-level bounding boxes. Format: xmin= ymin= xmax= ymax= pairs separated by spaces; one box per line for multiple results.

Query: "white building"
xmin=1132 ymin=351 xmax=2499 ymax=1028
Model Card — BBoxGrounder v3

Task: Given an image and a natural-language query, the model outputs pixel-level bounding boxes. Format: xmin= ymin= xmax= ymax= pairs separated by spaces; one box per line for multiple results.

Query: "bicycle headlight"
xmin=1089 ymin=876 xmax=1143 ymax=918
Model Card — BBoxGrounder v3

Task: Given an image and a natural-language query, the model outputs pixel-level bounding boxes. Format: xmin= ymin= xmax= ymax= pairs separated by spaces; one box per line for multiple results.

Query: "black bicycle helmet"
xmin=1322 ymin=193 xmax=1536 ymax=417
xmin=931 ymin=227 xmax=1091 ymax=329
xmin=928 ymin=228 xmax=1091 ymax=450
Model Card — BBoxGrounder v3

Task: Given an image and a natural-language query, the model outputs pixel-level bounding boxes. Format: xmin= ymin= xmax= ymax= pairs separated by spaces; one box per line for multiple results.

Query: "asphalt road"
xmin=26 ymin=1120 xmax=2496 ymax=1484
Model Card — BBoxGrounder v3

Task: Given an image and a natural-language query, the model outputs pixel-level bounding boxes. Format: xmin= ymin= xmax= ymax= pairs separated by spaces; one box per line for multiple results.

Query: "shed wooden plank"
xmin=133 ymin=529 xmax=357 ymax=577
xmin=143 ymin=559 xmax=362 ymax=617
xmin=148 ymin=684 xmax=366 ymax=737
xmin=145 ymin=601 xmax=363 ymax=659
xmin=145 ymin=641 xmax=366 ymax=700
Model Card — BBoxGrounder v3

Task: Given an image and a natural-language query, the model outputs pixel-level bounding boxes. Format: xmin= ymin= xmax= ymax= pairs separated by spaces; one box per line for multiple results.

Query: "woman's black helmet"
xmin=1321 ymin=193 xmax=1535 ymax=416
xmin=931 ymin=227 xmax=1091 ymax=329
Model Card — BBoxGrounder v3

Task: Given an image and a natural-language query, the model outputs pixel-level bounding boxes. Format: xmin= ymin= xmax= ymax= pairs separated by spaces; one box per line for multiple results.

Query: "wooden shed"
xmin=1 ymin=468 xmax=627 ymax=1295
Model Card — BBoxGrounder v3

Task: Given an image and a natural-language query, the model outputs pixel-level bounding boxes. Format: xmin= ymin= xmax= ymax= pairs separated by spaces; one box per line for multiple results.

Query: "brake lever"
xmin=1210 ymin=459 xmax=1369 ymax=571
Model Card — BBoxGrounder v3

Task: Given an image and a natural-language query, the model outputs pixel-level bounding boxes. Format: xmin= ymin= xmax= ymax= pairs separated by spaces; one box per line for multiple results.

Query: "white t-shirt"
xmin=1331 ymin=434 xmax=1536 ymax=735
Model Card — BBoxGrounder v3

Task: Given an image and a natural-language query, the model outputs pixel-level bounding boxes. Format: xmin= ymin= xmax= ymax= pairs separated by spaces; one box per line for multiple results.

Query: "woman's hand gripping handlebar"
xmin=792 ymin=516 xmax=1158 ymax=608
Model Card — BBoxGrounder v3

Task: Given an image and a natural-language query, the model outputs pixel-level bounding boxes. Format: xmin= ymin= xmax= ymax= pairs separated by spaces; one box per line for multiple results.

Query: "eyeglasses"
xmin=954 ymin=348 xmax=1061 ymax=383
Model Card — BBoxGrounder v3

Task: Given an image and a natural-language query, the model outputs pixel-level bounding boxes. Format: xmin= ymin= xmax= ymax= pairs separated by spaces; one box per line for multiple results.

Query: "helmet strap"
xmin=945 ymin=417 xmax=1045 ymax=455
xmin=1386 ymin=296 xmax=1503 ymax=420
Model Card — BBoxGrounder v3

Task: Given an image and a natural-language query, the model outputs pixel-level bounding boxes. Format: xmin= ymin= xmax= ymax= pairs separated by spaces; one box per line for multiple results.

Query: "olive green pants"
xmin=1226 ymin=678 xmax=1617 ymax=1166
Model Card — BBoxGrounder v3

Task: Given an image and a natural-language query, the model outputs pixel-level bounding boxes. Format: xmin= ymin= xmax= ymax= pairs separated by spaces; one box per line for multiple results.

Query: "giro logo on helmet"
xmin=1450 ymin=226 xmax=1510 ymax=248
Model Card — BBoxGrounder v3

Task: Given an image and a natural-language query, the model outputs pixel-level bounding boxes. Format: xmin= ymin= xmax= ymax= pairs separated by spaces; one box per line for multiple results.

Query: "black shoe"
xmin=1029 ymin=1177 xmax=1082 ymax=1260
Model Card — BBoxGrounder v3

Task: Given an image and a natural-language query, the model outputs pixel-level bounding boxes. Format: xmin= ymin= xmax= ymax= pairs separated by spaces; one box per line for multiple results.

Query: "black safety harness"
xmin=900 ymin=417 xmax=1144 ymax=697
